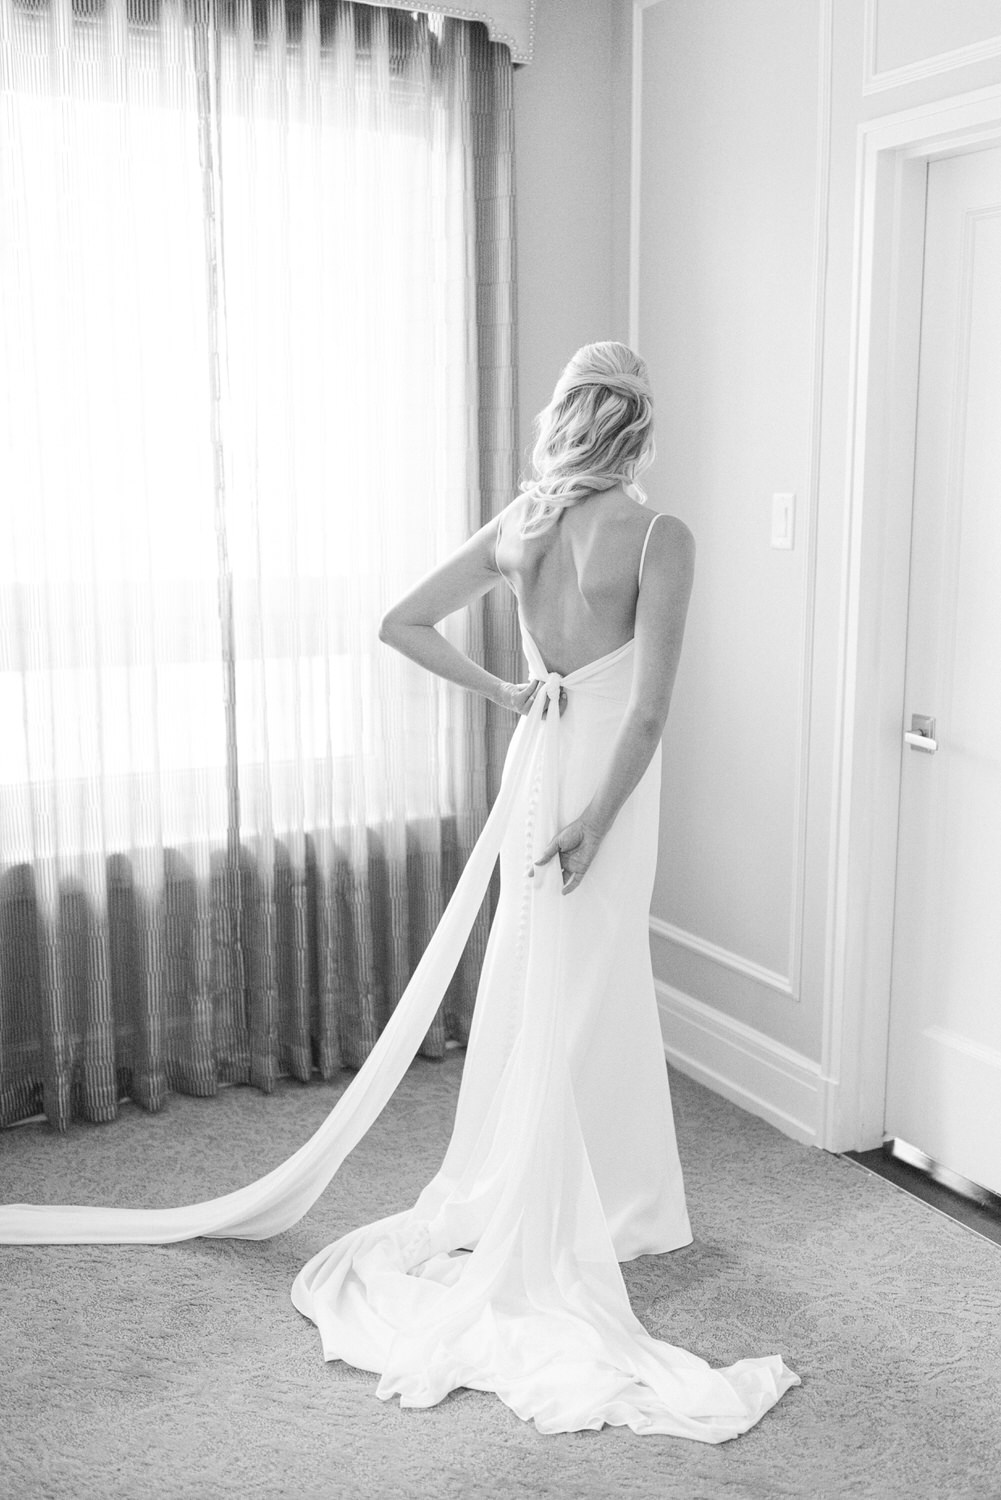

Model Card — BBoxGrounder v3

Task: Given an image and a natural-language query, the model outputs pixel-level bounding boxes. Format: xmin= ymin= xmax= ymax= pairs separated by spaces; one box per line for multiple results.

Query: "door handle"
xmin=904 ymin=714 xmax=937 ymax=753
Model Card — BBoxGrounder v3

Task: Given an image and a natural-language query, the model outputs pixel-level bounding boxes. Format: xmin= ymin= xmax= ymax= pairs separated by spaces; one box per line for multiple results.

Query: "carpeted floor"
xmin=1 ymin=1053 xmax=999 ymax=1500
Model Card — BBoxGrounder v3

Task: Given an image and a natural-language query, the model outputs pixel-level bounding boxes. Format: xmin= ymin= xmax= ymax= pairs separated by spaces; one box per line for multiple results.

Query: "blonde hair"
xmin=518 ymin=341 xmax=655 ymax=538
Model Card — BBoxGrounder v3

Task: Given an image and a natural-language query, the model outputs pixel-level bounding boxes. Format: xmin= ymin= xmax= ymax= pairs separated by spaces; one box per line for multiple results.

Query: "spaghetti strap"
xmin=637 ymin=510 xmax=664 ymax=589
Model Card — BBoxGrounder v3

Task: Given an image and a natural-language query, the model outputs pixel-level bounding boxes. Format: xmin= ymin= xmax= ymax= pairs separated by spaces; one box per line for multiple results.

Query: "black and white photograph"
xmin=1 ymin=1 xmax=1000 ymax=1495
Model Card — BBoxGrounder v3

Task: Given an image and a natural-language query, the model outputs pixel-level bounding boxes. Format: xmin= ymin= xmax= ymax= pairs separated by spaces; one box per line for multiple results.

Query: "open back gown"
xmin=0 ymin=515 xmax=799 ymax=1440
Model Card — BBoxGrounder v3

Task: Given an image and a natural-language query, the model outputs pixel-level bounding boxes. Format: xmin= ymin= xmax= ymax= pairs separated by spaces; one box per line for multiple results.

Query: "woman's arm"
xmin=378 ymin=513 xmax=539 ymax=716
xmin=536 ymin=515 xmax=695 ymax=893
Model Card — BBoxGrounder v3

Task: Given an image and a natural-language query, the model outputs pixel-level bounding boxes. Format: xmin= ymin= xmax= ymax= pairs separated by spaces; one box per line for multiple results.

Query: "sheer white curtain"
xmin=0 ymin=0 xmax=518 ymax=1128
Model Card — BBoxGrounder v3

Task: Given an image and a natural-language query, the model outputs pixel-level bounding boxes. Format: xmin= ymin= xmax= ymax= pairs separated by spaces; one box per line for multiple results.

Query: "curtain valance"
xmin=373 ymin=0 xmax=534 ymax=62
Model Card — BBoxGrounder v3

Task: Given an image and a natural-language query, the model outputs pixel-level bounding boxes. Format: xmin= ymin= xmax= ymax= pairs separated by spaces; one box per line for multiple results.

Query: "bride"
xmin=0 ymin=341 xmax=799 ymax=1440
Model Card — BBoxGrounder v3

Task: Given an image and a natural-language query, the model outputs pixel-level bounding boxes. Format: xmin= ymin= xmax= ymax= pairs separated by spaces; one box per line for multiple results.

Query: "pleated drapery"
xmin=0 ymin=0 xmax=519 ymax=1130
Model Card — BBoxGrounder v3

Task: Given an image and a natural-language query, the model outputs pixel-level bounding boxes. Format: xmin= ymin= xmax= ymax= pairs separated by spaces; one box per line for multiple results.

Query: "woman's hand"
xmin=494 ymin=680 xmax=569 ymax=718
xmin=534 ymin=816 xmax=604 ymax=895
xmin=495 ymin=680 xmax=542 ymax=716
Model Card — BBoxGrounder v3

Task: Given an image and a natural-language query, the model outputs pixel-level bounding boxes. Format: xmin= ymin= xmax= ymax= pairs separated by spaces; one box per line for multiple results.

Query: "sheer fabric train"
xmin=0 ymin=623 xmax=799 ymax=1440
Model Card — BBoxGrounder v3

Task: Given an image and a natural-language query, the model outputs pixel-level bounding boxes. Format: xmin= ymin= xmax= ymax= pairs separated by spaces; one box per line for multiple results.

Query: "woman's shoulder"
xmin=493 ymin=490 xmax=694 ymax=563
xmin=496 ymin=492 xmax=533 ymax=532
xmin=492 ymin=494 xmax=531 ymax=567
xmin=646 ymin=510 xmax=695 ymax=550
xmin=640 ymin=511 xmax=696 ymax=590
xmin=587 ymin=497 xmax=693 ymax=559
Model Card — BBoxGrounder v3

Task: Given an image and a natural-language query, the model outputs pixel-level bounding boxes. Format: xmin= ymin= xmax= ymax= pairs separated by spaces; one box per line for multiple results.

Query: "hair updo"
xmin=518 ymin=341 xmax=655 ymax=539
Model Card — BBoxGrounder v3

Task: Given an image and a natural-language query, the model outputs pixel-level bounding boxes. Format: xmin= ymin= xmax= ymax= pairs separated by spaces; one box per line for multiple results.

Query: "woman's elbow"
xmin=378 ymin=608 xmax=403 ymax=645
xmin=629 ymin=702 xmax=669 ymax=743
xmin=380 ymin=609 xmax=433 ymax=647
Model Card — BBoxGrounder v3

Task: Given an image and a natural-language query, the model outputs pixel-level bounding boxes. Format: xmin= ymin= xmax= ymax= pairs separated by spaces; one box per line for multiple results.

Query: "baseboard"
xmin=655 ymin=980 xmax=825 ymax=1146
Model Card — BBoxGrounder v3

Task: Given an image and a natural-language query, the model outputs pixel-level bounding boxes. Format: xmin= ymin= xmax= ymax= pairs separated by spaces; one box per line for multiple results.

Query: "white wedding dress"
xmin=0 ymin=551 xmax=799 ymax=1439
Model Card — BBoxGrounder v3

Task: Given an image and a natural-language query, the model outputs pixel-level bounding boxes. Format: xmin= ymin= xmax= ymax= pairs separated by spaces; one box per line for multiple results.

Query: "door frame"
xmin=821 ymin=85 xmax=1001 ymax=1153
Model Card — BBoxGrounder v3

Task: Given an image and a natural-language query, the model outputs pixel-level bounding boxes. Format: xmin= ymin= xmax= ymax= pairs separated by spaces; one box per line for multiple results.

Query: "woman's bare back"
xmin=494 ymin=487 xmax=659 ymax=676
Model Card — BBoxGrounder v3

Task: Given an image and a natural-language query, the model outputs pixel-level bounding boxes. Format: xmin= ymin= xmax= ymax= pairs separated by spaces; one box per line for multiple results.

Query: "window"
xmin=1 ymin=2 xmax=485 ymax=860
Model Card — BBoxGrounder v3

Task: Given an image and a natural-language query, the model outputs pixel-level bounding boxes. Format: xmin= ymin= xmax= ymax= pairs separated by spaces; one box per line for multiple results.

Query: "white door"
xmin=884 ymin=146 xmax=1001 ymax=1195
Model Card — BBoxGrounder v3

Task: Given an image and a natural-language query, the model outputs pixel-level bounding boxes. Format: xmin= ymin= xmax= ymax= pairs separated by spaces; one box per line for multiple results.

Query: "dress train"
xmin=0 ymin=628 xmax=799 ymax=1439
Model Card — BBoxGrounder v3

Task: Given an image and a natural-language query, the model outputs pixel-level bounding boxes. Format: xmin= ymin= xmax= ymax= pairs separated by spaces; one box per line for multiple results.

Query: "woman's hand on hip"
xmin=534 ymin=817 xmax=603 ymax=895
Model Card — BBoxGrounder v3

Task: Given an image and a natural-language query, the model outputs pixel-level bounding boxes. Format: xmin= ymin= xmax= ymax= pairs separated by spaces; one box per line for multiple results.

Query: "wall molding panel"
xmin=632 ymin=0 xmax=835 ymax=1005
xmin=649 ymin=916 xmax=794 ymax=998
xmin=863 ymin=0 xmax=1001 ymax=95
xmin=656 ymin=981 xmax=826 ymax=1146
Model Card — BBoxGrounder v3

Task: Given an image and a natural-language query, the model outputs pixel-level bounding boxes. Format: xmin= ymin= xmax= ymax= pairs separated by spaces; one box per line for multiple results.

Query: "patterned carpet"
xmin=1 ymin=1052 xmax=998 ymax=1499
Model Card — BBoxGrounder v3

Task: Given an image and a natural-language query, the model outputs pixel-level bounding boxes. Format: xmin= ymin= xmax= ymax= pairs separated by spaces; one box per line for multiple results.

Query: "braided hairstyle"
xmin=518 ymin=341 xmax=655 ymax=539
